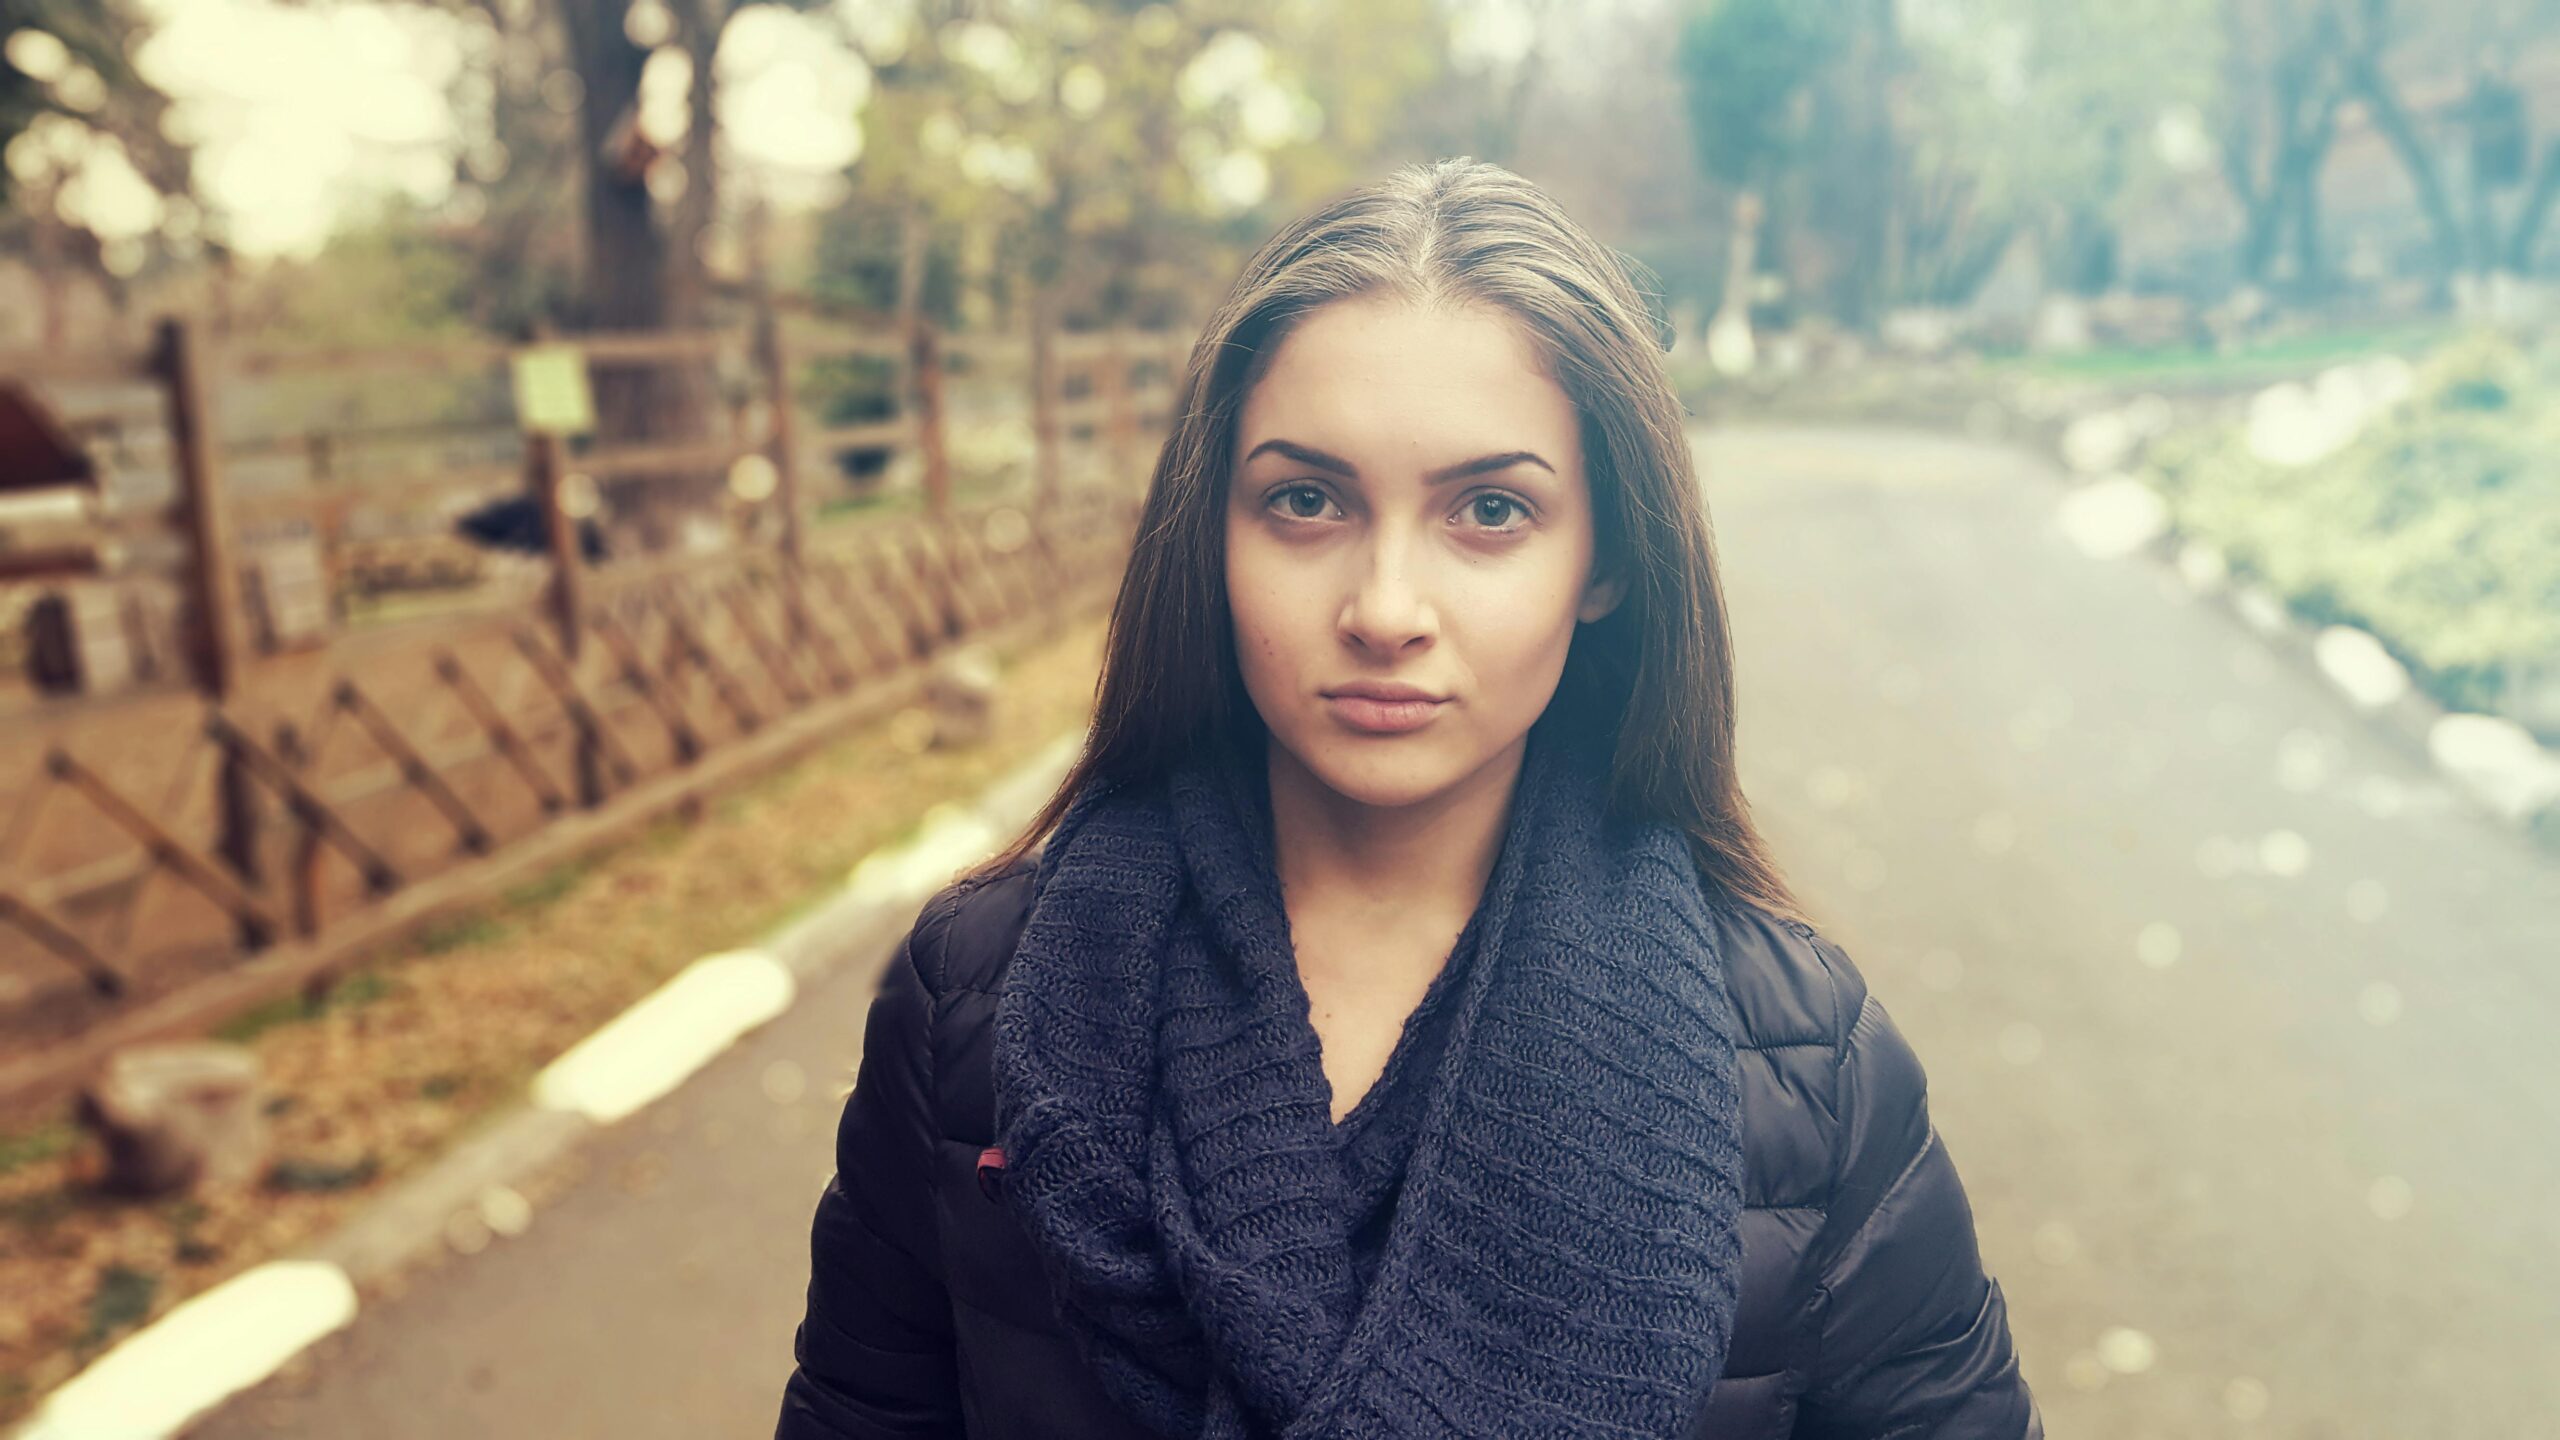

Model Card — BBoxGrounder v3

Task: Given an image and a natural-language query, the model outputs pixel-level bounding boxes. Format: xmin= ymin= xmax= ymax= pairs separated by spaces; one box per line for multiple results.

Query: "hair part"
xmin=956 ymin=157 xmax=1811 ymax=930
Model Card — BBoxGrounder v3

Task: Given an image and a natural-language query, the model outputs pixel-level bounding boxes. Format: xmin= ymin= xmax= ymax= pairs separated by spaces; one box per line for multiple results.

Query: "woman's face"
xmin=1225 ymin=294 xmax=1623 ymax=812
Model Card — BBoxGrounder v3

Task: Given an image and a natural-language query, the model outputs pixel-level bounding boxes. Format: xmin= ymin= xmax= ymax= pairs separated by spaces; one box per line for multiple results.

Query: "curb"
xmin=2039 ymin=412 xmax=2560 ymax=858
xmin=9 ymin=728 xmax=1089 ymax=1440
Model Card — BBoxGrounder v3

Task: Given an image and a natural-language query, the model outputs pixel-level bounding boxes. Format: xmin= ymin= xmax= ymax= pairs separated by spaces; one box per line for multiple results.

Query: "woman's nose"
xmin=1340 ymin=537 xmax=1435 ymax=651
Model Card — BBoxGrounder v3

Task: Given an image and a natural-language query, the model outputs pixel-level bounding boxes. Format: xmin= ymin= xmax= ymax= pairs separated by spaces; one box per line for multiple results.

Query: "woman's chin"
xmin=1283 ymin=735 xmax=1472 ymax=811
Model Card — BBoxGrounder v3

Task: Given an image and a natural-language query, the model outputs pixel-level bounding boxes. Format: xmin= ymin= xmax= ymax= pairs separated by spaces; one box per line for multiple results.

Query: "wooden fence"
xmin=0 ymin=302 xmax=1190 ymax=1116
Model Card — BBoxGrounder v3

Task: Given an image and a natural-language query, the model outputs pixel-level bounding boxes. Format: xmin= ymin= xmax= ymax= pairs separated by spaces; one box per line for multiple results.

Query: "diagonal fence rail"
xmin=0 ymin=300 xmax=1187 ymax=1117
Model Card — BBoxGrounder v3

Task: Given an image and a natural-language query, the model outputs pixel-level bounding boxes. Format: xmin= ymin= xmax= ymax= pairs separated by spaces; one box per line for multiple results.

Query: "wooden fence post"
xmin=158 ymin=316 xmax=246 ymax=701
xmin=158 ymin=315 xmax=270 ymax=946
xmin=756 ymin=294 xmax=804 ymax=566
xmin=530 ymin=431 xmax=607 ymax=806
xmin=275 ymin=720 xmax=324 ymax=939
xmin=519 ymin=324 xmax=589 ymax=662
xmin=530 ymin=430 xmax=583 ymax=663
xmin=523 ymin=324 xmax=602 ymax=805
xmin=755 ymin=293 xmax=814 ymax=651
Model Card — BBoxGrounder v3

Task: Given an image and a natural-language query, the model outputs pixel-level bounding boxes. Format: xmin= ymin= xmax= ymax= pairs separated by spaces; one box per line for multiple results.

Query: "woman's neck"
xmin=1262 ymin=732 xmax=1523 ymax=974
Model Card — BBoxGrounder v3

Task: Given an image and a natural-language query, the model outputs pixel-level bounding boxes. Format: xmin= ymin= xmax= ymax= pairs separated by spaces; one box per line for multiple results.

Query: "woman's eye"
xmin=1268 ymin=484 xmax=1336 ymax=521
xmin=1465 ymin=493 xmax=1531 ymax=532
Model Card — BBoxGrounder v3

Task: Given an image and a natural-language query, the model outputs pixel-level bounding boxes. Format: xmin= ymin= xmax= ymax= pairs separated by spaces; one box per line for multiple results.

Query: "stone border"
xmin=7 ymin=728 xmax=1088 ymax=1440
xmin=2043 ymin=426 xmax=2560 ymax=857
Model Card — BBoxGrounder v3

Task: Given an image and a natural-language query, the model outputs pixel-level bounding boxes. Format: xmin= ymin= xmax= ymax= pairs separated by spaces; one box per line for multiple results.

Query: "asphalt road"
xmin=193 ymin=422 xmax=2560 ymax=1439
xmin=1698 ymin=423 xmax=2560 ymax=1438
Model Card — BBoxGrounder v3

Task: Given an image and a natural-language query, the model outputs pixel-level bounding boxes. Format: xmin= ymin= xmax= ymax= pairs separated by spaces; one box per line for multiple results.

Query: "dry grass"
xmin=0 ymin=614 xmax=1107 ymax=1423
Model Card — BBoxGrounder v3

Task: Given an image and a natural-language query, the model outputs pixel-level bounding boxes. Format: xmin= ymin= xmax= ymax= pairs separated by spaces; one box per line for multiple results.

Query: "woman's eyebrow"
xmin=1242 ymin=438 xmax=1556 ymax=485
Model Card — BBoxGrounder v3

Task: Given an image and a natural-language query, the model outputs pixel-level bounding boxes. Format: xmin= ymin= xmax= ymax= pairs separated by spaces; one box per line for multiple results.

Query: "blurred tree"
xmin=0 ymin=0 xmax=185 ymax=207
xmin=1506 ymin=2 xmax=1725 ymax=325
xmin=439 ymin=0 xmax=583 ymax=338
xmin=2332 ymin=0 xmax=2560 ymax=288
xmin=1676 ymin=0 xmax=1848 ymax=359
xmin=790 ymin=1 xmax=1444 ymax=499
xmin=1797 ymin=0 xmax=1899 ymax=324
xmin=234 ymin=195 xmax=479 ymax=346
xmin=211 ymin=192 xmax=506 ymax=451
xmin=1900 ymin=0 xmax=2220 ymax=300
xmin=1677 ymin=0 xmax=1843 ymax=205
xmin=1442 ymin=0 xmax=1569 ymax=169
xmin=828 ymin=1 xmax=1445 ymax=332
xmin=2215 ymin=0 xmax=2345 ymax=293
xmin=539 ymin=0 xmax=830 ymax=548
xmin=1 ymin=0 xmax=193 ymax=345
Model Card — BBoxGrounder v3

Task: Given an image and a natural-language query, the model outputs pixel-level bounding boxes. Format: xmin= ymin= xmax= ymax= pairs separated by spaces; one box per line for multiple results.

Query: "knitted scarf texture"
xmin=991 ymin=716 xmax=1747 ymax=1439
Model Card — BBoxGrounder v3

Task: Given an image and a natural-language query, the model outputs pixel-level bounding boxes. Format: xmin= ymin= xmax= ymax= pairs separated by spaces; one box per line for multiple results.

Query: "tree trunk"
xmin=2223 ymin=141 xmax=2279 ymax=286
xmin=669 ymin=0 xmax=723 ymax=325
xmin=555 ymin=0 xmax=717 ymax=553
xmin=1850 ymin=0 xmax=1899 ymax=321
xmin=1706 ymin=189 xmax=1762 ymax=376
xmin=2223 ymin=21 xmax=2340 ymax=291
xmin=2508 ymin=139 xmax=2560 ymax=272
xmin=664 ymin=0 xmax=729 ymax=534
xmin=2342 ymin=45 xmax=2469 ymax=283
xmin=2283 ymin=91 xmax=2342 ymax=290
xmin=557 ymin=0 xmax=663 ymax=337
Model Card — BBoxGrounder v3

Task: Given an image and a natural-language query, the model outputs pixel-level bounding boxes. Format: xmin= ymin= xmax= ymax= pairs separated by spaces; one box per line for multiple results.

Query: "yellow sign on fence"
xmin=511 ymin=345 xmax=596 ymax=435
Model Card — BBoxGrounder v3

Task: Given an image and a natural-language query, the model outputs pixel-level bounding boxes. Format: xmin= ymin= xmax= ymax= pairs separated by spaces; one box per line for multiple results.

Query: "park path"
xmin=1700 ymin=424 xmax=2559 ymax=1438
xmin=192 ymin=423 xmax=2560 ymax=1439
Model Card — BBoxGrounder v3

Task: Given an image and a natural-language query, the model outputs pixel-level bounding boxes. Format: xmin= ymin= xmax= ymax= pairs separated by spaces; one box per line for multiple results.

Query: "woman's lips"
xmin=1325 ymin=694 xmax=1446 ymax=733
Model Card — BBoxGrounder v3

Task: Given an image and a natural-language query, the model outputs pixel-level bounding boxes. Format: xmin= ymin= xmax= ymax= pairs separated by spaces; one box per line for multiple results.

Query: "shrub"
xmin=2145 ymin=340 xmax=2560 ymax=727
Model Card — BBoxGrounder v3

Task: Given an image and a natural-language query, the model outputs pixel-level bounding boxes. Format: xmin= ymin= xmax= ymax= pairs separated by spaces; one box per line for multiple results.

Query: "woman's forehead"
xmin=1236 ymin=299 xmax=1576 ymax=469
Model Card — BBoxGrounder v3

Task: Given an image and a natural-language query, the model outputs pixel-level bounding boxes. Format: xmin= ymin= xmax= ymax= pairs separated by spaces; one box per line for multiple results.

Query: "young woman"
xmin=775 ymin=158 xmax=2042 ymax=1439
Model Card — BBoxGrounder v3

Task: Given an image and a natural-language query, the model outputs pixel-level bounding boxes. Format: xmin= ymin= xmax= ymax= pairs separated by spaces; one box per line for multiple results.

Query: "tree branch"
xmin=2338 ymin=38 xmax=2467 ymax=277
xmin=2507 ymin=136 xmax=2560 ymax=273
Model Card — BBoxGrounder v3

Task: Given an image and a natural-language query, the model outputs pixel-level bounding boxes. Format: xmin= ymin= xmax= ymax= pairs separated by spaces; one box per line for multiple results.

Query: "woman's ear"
xmin=1577 ymin=569 xmax=1627 ymax=624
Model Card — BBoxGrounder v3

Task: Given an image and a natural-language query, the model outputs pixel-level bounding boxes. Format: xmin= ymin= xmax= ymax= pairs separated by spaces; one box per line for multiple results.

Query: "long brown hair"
xmin=959 ymin=157 xmax=1810 ymax=929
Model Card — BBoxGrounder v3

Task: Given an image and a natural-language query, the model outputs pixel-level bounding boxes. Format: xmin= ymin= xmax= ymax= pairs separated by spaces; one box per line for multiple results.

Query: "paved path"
xmin=195 ymin=423 xmax=2560 ymax=1439
xmin=1699 ymin=424 xmax=2559 ymax=1438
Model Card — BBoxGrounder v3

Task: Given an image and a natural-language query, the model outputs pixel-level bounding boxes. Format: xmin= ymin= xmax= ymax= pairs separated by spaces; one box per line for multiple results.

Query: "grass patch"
xmin=0 ymin=1125 xmax=75 ymax=1178
xmin=211 ymin=967 xmax=398 ymax=1044
xmin=79 ymin=1266 xmax=156 ymax=1348
xmin=0 ymin=1188 xmax=74 ymax=1231
xmin=813 ymin=487 xmax=916 ymax=522
xmin=212 ymin=993 xmax=308 ymax=1045
xmin=265 ymin=1155 xmax=382 ymax=1193
xmin=500 ymin=855 xmax=600 ymax=911
xmin=413 ymin=911 xmax=507 ymax=955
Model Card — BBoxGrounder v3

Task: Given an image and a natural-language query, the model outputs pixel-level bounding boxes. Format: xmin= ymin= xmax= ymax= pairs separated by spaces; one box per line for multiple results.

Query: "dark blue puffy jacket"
xmin=776 ymin=858 xmax=2043 ymax=1438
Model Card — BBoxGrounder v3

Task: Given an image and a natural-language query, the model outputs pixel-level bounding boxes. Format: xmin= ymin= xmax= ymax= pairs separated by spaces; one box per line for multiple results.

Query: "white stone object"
xmin=2055 ymin=476 xmax=2169 ymax=560
xmin=74 ymin=1042 xmax=270 ymax=1197
xmin=2428 ymin=713 xmax=2560 ymax=823
xmin=927 ymin=644 xmax=1000 ymax=749
xmin=2311 ymin=626 xmax=2412 ymax=709
xmin=2061 ymin=409 xmax=2139 ymax=474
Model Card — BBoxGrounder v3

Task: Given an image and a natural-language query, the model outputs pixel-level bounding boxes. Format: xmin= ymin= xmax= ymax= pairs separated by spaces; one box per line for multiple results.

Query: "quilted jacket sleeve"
xmin=774 ymin=911 xmax=965 ymax=1439
xmin=1795 ymin=983 xmax=2043 ymax=1439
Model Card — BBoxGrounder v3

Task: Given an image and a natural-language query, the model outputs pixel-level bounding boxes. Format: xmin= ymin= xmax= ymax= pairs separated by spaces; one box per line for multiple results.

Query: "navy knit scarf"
xmin=991 ymin=716 xmax=1746 ymax=1439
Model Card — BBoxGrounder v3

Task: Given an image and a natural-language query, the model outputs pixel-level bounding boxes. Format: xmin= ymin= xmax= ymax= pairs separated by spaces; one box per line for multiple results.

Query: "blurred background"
xmin=1 ymin=1 xmax=2556 ymax=1437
